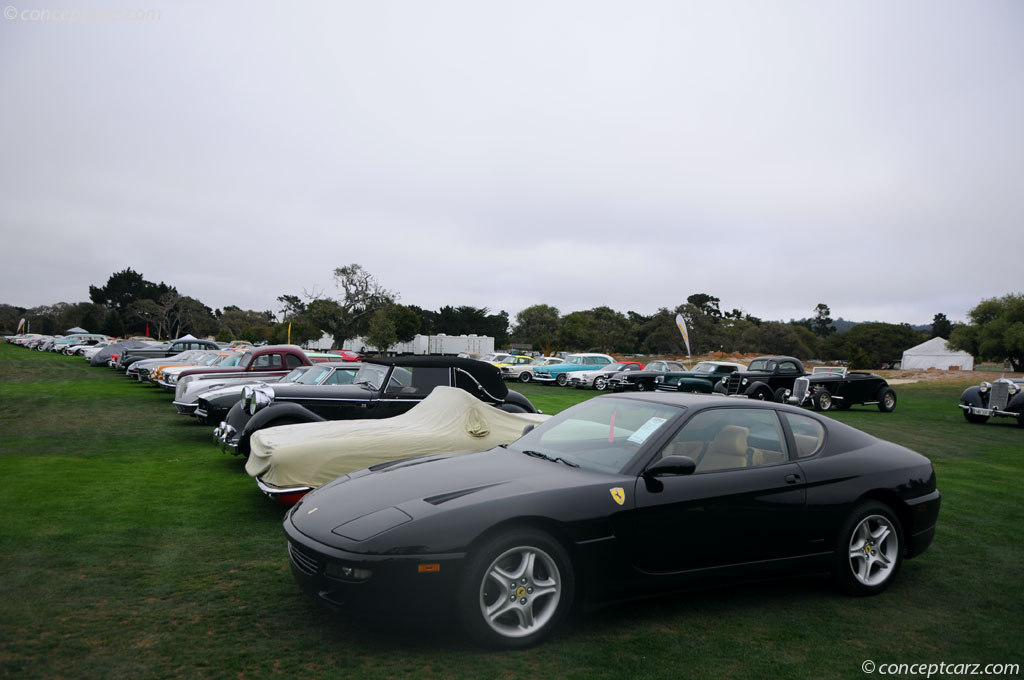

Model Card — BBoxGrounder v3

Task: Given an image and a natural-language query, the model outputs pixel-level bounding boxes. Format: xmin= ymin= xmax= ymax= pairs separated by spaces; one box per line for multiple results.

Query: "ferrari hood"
xmin=289 ymin=446 xmax=601 ymax=545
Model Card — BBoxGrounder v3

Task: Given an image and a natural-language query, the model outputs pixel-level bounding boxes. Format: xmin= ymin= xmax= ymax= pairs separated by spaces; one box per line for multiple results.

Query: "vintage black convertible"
xmin=958 ymin=377 xmax=1024 ymax=426
xmin=214 ymin=356 xmax=537 ymax=456
xmin=785 ymin=367 xmax=897 ymax=412
xmin=283 ymin=392 xmax=941 ymax=649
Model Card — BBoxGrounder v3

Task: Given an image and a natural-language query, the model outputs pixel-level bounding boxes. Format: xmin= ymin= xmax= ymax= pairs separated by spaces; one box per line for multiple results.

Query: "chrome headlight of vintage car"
xmin=741 ymin=377 xmax=749 ymax=386
xmin=247 ymin=386 xmax=275 ymax=415
xmin=979 ymin=381 xmax=991 ymax=393
xmin=1005 ymin=380 xmax=1020 ymax=395
xmin=655 ymin=375 xmax=664 ymax=383
xmin=241 ymin=385 xmax=255 ymax=412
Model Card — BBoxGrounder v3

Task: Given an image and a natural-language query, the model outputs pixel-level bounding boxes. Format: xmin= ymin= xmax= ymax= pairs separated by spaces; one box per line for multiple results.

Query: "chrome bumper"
xmin=172 ymin=401 xmax=197 ymax=415
xmin=256 ymin=477 xmax=312 ymax=499
xmin=213 ymin=422 xmax=239 ymax=454
xmin=959 ymin=404 xmax=1018 ymax=418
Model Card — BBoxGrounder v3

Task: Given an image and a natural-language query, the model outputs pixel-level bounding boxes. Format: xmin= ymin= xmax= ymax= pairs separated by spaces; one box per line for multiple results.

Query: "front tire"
xmin=813 ymin=389 xmax=833 ymax=411
xmin=636 ymin=380 xmax=648 ymax=392
xmin=458 ymin=528 xmax=574 ymax=649
xmin=593 ymin=376 xmax=608 ymax=391
xmin=835 ymin=501 xmax=903 ymax=596
xmin=962 ymin=409 xmax=989 ymax=424
xmin=773 ymin=387 xmax=790 ymax=403
xmin=876 ymin=387 xmax=897 ymax=413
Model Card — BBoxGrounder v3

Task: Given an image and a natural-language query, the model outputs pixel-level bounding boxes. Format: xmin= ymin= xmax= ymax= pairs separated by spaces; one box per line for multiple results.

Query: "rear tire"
xmin=458 ymin=528 xmax=574 ymax=649
xmin=636 ymin=381 xmax=648 ymax=392
xmin=556 ymin=374 xmax=568 ymax=387
xmin=518 ymin=372 xmax=532 ymax=383
xmin=835 ymin=501 xmax=903 ymax=596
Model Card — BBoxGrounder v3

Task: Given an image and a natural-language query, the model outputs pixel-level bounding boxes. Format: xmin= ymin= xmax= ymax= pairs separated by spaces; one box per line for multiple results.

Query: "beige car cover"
xmin=245 ymin=386 xmax=549 ymax=490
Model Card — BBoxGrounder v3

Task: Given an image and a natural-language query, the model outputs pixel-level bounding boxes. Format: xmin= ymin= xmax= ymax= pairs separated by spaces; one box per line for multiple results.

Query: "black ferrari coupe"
xmin=283 ymin=392 xmax=940 ymax=649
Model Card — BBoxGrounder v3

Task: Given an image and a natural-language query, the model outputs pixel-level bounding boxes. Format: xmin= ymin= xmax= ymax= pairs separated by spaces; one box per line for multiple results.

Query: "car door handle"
xmin=784 ymin=474 xmax=801 ymax=484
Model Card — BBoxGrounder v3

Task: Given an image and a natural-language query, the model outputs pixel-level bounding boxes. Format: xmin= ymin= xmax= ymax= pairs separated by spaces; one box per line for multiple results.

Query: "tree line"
xmin=1 ymin=266 xmax=1020 ymax=370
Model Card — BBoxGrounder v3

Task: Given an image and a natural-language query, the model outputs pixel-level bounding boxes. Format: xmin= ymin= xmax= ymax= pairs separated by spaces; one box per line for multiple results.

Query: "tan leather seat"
xmin=697 ymin=425 xmax=749 ymax=471
xmin=752 ymin=448 xmax=786 ymax=466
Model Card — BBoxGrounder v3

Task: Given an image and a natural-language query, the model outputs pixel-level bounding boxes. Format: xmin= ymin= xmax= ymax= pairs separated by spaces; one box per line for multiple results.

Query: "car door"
xmin=620 ymin=407 xmax=806 ymax=573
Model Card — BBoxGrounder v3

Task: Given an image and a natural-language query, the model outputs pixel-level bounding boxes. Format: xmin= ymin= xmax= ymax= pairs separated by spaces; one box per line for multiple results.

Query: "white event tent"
xmin=901 ymin=337 xmax=974 ymax=371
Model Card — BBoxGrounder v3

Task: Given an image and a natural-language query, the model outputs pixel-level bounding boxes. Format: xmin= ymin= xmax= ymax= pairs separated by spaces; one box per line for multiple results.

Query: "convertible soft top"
xmin=364 ymin=355 xmax=509 ymax=400
xmin=245 ymin=386 xmax=549 ymax=490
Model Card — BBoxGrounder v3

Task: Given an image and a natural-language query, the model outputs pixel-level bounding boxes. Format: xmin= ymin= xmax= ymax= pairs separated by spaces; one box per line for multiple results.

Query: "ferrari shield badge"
xmin=609 ymin=487 xmax=625 ymax=505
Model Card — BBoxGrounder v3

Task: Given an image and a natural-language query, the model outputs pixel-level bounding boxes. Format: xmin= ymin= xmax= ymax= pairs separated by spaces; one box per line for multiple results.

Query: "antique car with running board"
xmin=958 ymin=377 xmax=1024 ymax=426
xmin=785 ymin=366 xmax=897 ymax=412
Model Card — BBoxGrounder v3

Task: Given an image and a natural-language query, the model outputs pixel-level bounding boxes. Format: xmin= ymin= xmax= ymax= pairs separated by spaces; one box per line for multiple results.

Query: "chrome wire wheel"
xmin=593 ymin=376 xmax=607 ymax=391
xmin=479 ymin=545 xmax=562 ymax=640
xmin=847 ymin=514 xmax=899 ymax=587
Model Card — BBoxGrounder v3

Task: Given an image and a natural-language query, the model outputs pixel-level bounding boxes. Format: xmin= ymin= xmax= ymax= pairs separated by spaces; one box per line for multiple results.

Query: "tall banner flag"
xmin=675 ymin=313 xmax=691 ymax=357
xmin=16 ymin=318 xmax=25 ymax=334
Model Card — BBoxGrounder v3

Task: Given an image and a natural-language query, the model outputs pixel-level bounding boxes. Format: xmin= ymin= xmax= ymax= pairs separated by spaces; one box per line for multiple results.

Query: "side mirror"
xmin=644 ymin=455 xmax=696 ymax=477
xmin=521 ymin=424 xmax=535 ymax=436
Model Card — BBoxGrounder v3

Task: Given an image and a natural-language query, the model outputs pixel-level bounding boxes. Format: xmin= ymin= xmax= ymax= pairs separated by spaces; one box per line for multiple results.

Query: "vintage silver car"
xmin=189 ymin=362 xmax=361 ymax=424
xmin=958 ymin=377 xmax=1024 ymax=426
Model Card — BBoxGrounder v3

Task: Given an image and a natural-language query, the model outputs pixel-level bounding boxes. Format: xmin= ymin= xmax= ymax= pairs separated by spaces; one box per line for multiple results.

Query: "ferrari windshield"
xmin=513 ymin=398 xmax=683 ymax=475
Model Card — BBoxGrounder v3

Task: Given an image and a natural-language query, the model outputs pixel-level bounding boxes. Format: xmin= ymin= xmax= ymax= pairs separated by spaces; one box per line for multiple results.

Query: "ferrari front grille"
xmin=288 ymin=542 xmax=322 ymax=576
xmin=989 ymin=381 xmax=1010 ymax=410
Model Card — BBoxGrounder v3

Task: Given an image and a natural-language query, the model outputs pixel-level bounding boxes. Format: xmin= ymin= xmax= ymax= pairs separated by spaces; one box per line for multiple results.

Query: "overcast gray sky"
xmin=2 ymin=0 xmax=1021 ymax=326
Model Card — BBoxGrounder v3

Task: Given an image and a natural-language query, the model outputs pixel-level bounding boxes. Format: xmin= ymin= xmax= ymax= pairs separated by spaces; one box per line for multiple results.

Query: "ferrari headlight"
xmin=324 ymin=562 xmax=373 ymax=582
xmin=979 ymin=381 xmax=991 ymax=393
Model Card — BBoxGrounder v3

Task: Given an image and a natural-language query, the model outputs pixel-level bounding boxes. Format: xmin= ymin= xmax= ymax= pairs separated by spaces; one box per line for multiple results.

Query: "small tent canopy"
xmin=65 ymin=327 xmax=88 ymax=334
xmin=901 ymin=337 xmax=974 ymax=371
xmin=173 ymin=334 xmax=198 ymax=341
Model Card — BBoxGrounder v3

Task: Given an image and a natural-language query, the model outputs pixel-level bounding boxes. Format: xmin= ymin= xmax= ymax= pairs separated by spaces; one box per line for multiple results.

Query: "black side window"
xmin=285 ymin=354 xmax=303 ymax=368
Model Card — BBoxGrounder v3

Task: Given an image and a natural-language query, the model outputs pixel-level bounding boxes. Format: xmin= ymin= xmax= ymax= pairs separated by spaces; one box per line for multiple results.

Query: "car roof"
xmin=363 ymin=355 xmax=507 ymax=398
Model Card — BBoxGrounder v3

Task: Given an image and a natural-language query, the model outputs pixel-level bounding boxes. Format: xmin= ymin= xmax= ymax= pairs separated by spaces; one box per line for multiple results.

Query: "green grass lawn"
xmin=1 ymin=345 xmax=1021 ymax=679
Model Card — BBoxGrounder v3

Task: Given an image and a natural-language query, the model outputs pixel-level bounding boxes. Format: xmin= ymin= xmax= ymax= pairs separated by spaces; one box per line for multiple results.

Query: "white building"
xmin=306 ymin=333 xmax=494 ymax=356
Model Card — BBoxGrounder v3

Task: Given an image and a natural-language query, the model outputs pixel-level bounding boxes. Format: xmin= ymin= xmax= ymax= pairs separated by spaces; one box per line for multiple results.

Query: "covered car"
xmin=246 ymin=386 xmax=549 ymax=504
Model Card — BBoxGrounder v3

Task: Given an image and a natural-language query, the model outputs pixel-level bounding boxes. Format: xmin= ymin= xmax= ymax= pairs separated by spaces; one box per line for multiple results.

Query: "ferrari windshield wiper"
xmin=521 ymin=450 xmax=579 ymax=468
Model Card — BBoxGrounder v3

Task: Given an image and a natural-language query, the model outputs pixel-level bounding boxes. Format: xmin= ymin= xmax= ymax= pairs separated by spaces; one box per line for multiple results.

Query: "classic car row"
xmin=16 ymin=337 xmax=952 ymax=649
